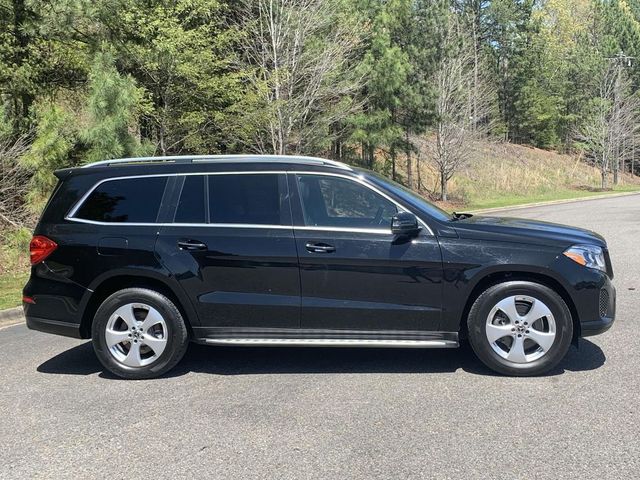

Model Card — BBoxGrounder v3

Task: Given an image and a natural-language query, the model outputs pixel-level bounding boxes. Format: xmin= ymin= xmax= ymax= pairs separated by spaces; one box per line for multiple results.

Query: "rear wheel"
xmin=92 ymin=288 xmax=189 ymax=379
xmin=467 ymin=281 xmax=573 ymax=376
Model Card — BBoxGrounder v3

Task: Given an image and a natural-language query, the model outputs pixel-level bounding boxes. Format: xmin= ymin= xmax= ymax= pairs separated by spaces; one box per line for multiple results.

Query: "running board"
xmin=202 ymin=338 xmax=458 ymax=348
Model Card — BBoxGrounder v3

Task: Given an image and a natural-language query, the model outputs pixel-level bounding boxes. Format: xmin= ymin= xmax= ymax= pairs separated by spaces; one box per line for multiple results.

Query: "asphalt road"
xmin=1 ymin=194 xmax=639 ymax=479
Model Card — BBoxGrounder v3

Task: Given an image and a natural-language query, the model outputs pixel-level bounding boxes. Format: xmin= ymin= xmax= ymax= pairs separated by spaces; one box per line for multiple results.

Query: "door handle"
xmin=305 ymin=242 xmax=336 ymax=253
xmin=177 ymin=239 xmax=208 ymax=251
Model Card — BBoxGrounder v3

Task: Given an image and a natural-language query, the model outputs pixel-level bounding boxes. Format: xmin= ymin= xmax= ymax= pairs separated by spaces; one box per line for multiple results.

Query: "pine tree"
xmin=20 ymin=102 xmax=77 ymax=212
xmin=348 ymin=0 xmax=409 ymax=176
xmin=81 ymin=51 xmax=148 ymax=163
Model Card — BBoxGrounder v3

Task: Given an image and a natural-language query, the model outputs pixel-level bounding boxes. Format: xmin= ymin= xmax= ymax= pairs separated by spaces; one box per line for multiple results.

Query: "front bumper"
xmin=581 ymin=316 xmax=615 ymax=337
xmin=580 ymin=281 xmax=616 ymax=337
xmin=553 ymin=253 xmax=616 ymax=339
xmin=578 ymin=278 xmax=616 ymax=337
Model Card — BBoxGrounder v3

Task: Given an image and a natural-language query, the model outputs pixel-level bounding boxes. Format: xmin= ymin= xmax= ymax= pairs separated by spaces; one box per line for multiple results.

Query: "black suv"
xmin=24 ymin=155 xmax=615 ymax=379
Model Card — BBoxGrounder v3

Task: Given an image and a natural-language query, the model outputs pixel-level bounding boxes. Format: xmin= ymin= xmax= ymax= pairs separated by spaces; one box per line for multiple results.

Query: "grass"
xmin=465 ymin=184 xmax=640 ymax=211
xmin=0 ymin=272 xmax=28 ymax=310
xmin=390 ymin=140 xmax=640 ymax=212
xmin=0 ymin=228 xmax=30 ymax=311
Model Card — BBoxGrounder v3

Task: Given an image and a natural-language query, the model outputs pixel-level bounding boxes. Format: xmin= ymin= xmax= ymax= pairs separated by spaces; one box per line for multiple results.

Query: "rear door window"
xmin=74 ymin=177 xmax=167 ymax=223
xmin=208 ymin=174 xmax=288 ymax=225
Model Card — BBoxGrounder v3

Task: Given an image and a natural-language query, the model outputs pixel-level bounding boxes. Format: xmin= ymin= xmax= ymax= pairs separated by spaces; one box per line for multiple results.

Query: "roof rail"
xmin=81 ymin=154 xmax=352 ymax=171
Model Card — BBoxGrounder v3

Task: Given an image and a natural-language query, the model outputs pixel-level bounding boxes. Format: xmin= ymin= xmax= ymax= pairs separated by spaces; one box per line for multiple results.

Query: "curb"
xmin=470 ymin=191 xmax=640 ymax=214
xmin=0 ymin=307 xmax=24 ymax=328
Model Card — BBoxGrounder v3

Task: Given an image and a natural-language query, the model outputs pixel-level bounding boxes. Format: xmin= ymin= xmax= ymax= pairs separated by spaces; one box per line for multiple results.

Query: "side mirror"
xmin=391 ymin=212 xmax=420 ymax=237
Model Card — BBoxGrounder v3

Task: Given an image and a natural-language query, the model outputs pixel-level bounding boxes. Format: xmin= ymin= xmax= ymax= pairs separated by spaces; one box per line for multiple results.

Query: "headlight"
xmin=563 ymin=245 xmax=606 ymax=272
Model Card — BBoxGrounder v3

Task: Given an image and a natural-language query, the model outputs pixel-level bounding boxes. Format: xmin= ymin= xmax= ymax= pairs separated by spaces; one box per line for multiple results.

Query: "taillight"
xmin=29 ymin=235 xmax=58 ymax=265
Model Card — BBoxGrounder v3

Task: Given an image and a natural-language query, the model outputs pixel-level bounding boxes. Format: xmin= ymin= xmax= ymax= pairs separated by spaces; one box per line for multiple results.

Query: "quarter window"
xmin=208 ymin=174 xmax=286 ymax=225
xmin=74 ymin=177 xmax=167 ymax=223
xmin=297 ymin=175 xmax=397 ymax=229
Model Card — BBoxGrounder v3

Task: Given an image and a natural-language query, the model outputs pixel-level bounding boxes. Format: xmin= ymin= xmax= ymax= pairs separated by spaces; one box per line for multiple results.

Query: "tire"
xmin=467 ymin=281 xmax=573 ymax=376
xmin=92 ymin=288 xmax=189 ymax=379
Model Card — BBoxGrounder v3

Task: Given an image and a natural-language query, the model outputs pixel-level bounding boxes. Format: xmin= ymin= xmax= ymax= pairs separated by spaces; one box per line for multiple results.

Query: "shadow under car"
xmin=36 ymin=338 xmax=606 ymax=379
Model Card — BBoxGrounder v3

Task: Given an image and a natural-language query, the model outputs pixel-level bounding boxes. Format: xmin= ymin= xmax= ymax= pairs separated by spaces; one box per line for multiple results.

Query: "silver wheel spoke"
xmin=506 ymin=336 xmax=527 ymax=363
xmin=112 ymin=304 xmax=137 ymax=329
xmin=486 ymin=324 xmax=513 ymax=343
xmin=527 ymin=328 xmax=555 ymax=352
xmin=122 ymin=341 xmax=142 ymax=367
xmin=494 ymin=296 xmax=520 ymax=322
xmin=141 ymin=335 xmax=167 ymax=357
xmin=141 ymin=307 xmax=164 ymax=331
xmin=105 ymin=329 xmax=130 ymax=347
xmin=523 ymin=300 xmax=552 ymax=325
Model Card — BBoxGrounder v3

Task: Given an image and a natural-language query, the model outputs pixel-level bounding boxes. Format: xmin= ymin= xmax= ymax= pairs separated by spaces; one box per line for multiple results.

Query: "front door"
xmin=155 ymin=172 xmax=300 ymax=332
xmin=290 ymin=172 xmax=443 ymax=332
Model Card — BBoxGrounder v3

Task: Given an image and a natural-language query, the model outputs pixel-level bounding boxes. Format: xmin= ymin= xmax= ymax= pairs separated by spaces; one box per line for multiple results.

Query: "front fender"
xmin=438 ymin=238 xmax=570 ymax=330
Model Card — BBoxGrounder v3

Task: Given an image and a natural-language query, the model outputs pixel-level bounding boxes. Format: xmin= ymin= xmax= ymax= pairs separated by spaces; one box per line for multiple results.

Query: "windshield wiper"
xmin=450 ymin=212 xmax=474 ymax=221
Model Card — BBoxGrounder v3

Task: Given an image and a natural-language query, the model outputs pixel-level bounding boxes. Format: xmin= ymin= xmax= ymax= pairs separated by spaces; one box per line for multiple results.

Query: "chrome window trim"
xmin=65 ymin=219 xmax=393 ymax=235
xmin=66 ymin=218 xmax=294 ymax=228
xmin=295 ymin=226 xmax=392 ymax=235
xmin=65 ymin=170 xmax=435 ymax=236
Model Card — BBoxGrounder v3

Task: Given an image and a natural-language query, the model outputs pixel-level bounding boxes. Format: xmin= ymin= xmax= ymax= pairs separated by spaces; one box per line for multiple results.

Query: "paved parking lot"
xmin=1 ymin=194 xmax=639 ymax=479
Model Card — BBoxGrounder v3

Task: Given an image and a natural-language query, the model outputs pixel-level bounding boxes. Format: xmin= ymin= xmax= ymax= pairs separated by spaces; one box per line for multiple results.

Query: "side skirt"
xmin=192 ymin=327 xmax=459 ymax=349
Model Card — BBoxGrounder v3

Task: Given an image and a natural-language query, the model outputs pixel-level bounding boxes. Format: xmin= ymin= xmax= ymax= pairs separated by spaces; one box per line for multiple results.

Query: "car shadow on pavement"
xmin=37 ymin=338 xmax=606 ymax=379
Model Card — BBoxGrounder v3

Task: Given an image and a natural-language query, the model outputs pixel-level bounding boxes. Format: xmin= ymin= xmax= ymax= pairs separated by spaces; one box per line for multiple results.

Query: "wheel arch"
xmin=458 ymin=270 xmax=580 ymax=343
xmin=79 ymin=270 xmax=199 ymax=339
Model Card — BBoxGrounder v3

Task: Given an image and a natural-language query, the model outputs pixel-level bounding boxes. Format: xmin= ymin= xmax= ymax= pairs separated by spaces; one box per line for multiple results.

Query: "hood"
xmin=452 ymin=215 xmax=606 ymax=248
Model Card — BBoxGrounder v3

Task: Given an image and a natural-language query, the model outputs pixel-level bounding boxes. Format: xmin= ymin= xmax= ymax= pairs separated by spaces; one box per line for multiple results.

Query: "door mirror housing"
xmin=391 ymin=212 xmax=421 ymax=237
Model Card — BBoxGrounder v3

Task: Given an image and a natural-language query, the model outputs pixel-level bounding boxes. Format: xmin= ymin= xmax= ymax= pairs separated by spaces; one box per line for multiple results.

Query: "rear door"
xmin=155 ymin=172 xmax=300 ymax=332
xmin=290 ymin=172 xmax=443 ymax=332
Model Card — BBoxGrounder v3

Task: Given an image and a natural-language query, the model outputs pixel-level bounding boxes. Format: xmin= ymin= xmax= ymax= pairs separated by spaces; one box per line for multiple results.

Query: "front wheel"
xmin=467 ymin=281 xmax=573 ymax=376
xmin=92 ymin=288 xmax=189 ymax=379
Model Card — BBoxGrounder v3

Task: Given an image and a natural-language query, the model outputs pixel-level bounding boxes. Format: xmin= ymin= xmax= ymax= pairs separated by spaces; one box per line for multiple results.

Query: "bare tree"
xmin=0 ymin=134 xmax=33 ymax=228
xmin=416 ymin=15 xmax=493 ymax=201
xmin=575 ymin=63 xmax=639 ymax=189
xmin=238 ymin=0 xmax=363 ymax=155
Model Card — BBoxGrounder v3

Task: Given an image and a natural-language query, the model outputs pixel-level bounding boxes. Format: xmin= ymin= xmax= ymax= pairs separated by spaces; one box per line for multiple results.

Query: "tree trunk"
xmin=391 ymin=146 xmax=396 ymax=181
xmin=471 ymin=11 xmax=478 ymax=132
xmin=601 ymin=169 xmax=608 ymax=190
xmin=406 ymin=129 xmax=412 ymax=189
xmin=440 ymin=172 xmax=447 ymax=202
xmin=331 ymin=137 xmax=342 ymax=161
xmin=12 ymin=0 xmax=33 ymax=128
xmin=158 ymin=123 xmax=166 ymax=156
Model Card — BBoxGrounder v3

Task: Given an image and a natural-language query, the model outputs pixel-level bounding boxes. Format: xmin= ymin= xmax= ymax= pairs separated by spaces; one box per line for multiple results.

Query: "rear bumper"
xmin=26 ymin=315 xmax=82 ymax=339
xmin=23 ymin=270 xmax=89 ymax=338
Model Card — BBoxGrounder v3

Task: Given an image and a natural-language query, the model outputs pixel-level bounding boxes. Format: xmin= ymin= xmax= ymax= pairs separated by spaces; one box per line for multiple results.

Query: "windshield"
xmin=359 ymin=169 xmax=451 ymax=222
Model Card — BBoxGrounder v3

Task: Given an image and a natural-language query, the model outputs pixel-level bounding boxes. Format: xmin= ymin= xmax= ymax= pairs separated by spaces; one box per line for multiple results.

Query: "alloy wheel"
xmin=485 ymin=295 xmax=556 ymax=363
xmin=105 ymin=303 xmax=168 ymax=367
